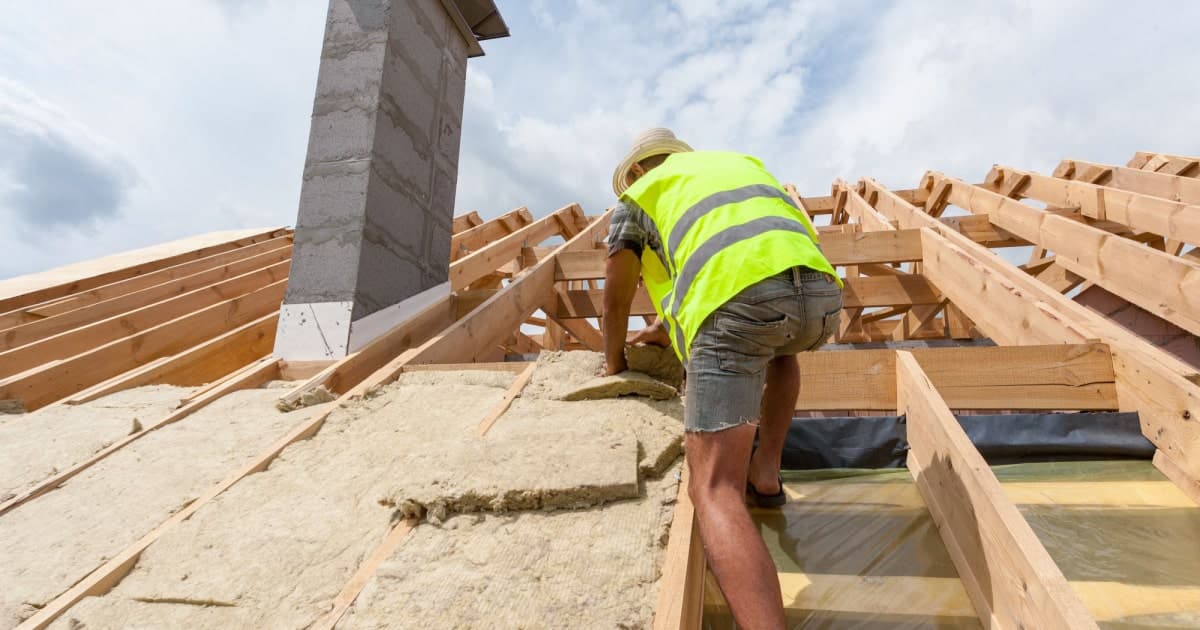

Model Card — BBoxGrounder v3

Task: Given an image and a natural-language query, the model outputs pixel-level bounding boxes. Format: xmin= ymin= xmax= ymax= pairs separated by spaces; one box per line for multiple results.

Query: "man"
xmin=602 ymin=128 xmax=842 ymax=629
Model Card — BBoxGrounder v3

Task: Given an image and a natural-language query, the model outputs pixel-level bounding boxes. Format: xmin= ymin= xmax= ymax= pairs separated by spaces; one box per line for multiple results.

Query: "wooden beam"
xmin=652 ymin=465 xmax=705 ymax=630
xmin=0 ymin=261 xmax=289 ymax=378
xmin=275 ymin=292 xmax=456 ymax=408
xmin=541 ymin=317 xmax=566 ymax=350
xmin=898 ymin=351 xmax=1099 ymax=629
xmin=449 ymin=207 xmax=533 ymax=260
xmin=782 ymin=184 xmax=818 ymax=228
xmin=835 ymin=179 xmax=896 ymax=231
xmin=937 ymin=214 xmax=1026 ymax=247
xmin=64 ymin=312 xmax=278 ymax=403
xmin=554 ymin=230 xmax=924 ymax=282
xmin=1153 ymin=450 xmax=1200 ymax=506
xmin=0 ymin=246 xmax=292 ymax=349
xmin=0 ymin=357 xmax=281 ymax=518
xmin=278 ymin=360 xmax=337 ymax=381
xmin=1056 ymin=158 xmax=1200 ymax=205
xmin=1129 ymin=151 xmax=1200 ymax=176
xmin=796 ymin=343 xmax=1116 ymax=411
xmin=451 ymin=210 xmax=483 ymax=233
xmin=0 ymin=234 xmax=292 ymax=330
xmin=942 ymin=170 xmax=1200 ymax=337
xmin=556 ymin=275 xmax=943 ymax=319
xmin=449 ymin=204 xmax=579 ymax=291
xmin=0 ymin=280 xmax=286 ymax=411
xmin=996 ymin=165 xmax=1200 ymax=248
xmin=921 ymin=229 xmax=1200 ymax=484
xmin=408 ymin=210 xmax=612 ymax=368
xmin=0 ymin=228 xmax=287 ymax=318
xmin=860 ymin=177 xmax=1200 ymax=490
xmin=544 ymin=292 xmax=605 ymax=351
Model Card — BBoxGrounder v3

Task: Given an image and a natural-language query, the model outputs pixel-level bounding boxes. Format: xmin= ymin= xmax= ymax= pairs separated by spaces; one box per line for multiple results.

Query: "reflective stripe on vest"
xmin=622 ymin=151 xmax=839 ymax=362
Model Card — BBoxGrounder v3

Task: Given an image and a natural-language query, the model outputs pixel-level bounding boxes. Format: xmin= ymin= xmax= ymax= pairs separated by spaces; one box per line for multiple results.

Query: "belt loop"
xmin=791 ymin=266 xmax=802 ymax=288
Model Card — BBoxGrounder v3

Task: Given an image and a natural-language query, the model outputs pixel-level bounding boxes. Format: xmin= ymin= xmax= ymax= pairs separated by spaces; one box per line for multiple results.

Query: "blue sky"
xmin=2 ymin=0 xmax=1200 ymax=279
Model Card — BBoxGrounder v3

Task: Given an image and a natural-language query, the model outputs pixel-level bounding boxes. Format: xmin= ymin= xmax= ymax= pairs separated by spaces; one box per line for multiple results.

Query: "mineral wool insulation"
xmin=58 ymin=353 xmax=684 ymax=629
xmin=0 ymin=385 xmax=193 ymax=502
xmin=0 ymin=385 xmax=298 ymax=628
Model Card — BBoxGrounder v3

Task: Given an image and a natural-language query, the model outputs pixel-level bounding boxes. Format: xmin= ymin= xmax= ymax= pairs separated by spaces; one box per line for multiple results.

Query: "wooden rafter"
xmin=0 ymin=280 xmax=287 ymax=411
xmin=934 ymin=170 xmax=1200 ymax=337
xmin=1056 ymin=158 xmax=1200 ymax=205
xmin=1129 ymin=151 xmax=1200 ymax=176
xmin=993 ymin=165 xmax=1200 ymax=249
xmin=0 ymin=261 xmax=289 ymax=378
xmin=450 ymin=206 xmax=533 ymax=260
xmin=898 ymin=351 xmax=1099 ymax=628
xmin=451 ymin=211 xmax=484 ymax=233
xmin=858 ymin=176 xmax=1200 ymax=496
xmin=0 ymin=234 xmax=292 ymax=330
xmin=449 ymin=203 xmax=581 ymax=291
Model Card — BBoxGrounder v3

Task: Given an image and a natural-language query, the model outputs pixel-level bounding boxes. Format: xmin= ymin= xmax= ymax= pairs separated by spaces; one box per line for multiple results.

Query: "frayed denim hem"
xmin=685 ymin=417 xmax=759 ymax=433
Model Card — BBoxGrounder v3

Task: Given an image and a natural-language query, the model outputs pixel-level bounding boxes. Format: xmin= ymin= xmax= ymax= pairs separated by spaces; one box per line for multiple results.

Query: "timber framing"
xmin=5 ymin=151 xmax=1200 ymax=629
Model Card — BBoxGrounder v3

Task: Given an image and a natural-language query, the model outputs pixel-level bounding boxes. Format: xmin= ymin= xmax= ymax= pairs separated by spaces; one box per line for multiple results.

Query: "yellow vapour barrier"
xmin=702 ymin=462 xmax=1200 ymax=629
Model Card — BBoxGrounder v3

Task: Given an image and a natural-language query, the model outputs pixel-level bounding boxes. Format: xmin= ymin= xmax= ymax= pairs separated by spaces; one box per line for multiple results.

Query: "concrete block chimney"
xmin=276 ymin=0 xmax=507 ymax=359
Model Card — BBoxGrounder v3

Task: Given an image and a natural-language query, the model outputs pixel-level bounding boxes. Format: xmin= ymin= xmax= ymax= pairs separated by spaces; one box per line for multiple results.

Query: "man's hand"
xmin=627 ymin=319 xmax=670 ymax=347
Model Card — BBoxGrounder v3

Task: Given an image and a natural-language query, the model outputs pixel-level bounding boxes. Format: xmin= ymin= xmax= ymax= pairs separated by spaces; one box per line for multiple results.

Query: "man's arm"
xmin=602 ymin=248 xmax=641 ymax=375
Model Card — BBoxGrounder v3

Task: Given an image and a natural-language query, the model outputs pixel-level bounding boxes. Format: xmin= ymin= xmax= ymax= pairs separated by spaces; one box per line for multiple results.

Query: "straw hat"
xmin=612 ymin=127 xmax=693 ymax=195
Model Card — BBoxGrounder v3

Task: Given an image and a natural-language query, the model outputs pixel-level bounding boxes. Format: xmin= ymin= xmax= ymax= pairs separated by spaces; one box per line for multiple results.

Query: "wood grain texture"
xmin=899 ymin=351 xmax=1099 ymax=629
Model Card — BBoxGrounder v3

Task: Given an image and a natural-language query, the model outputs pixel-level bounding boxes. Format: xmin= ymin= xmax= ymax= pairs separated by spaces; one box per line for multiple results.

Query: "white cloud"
xmin=2 ymin=0 xmax=1200 ymax=279
xmin=0 ymin=79 xmax=137 ymax=229
xmin=0 ymin=0 xmax=325 ymax=278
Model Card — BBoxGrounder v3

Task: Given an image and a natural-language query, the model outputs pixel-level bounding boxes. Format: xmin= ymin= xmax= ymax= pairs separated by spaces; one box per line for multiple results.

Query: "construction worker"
xmin=603 ymin=128 xmax=843 ymax=629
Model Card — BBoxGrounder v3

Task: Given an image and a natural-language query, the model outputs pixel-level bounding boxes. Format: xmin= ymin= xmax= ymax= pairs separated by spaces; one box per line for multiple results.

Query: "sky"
xmin=2 ymin=0 xmax=1200 ymax=279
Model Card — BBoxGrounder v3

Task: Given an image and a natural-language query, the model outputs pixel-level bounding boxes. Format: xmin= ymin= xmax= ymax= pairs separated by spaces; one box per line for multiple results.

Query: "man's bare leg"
xmin=686 ymin=425 xmax=786 ymax=630
xmin=748 ymin=355 xmax=799 ymax=495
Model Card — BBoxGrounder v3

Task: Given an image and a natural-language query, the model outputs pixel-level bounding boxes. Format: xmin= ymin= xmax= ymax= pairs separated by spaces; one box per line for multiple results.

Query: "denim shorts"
xmin=684 ymin=267 xmax=843 ymax=433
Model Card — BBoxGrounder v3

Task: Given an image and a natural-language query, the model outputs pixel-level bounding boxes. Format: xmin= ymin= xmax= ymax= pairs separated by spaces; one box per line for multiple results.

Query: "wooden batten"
xmin=274 ymin=292 xmax=456 ymax=409
xmin=0 ymin=357 xmax=281 ymax=518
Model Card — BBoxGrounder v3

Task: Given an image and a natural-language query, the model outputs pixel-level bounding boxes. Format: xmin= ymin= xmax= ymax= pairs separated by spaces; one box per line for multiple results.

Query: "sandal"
xmin=746 ymin=474 xmax=787 ymax=508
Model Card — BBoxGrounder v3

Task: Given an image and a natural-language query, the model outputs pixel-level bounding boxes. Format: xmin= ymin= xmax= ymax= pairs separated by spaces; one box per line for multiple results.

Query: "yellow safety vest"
xmin=621 ymin=151 xmax=839 ymax=362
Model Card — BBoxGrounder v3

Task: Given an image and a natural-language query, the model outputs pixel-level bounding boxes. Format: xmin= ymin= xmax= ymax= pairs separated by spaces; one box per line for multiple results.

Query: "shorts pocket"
xmin=818 ymin=309 xmax=840 ymax=347
xmin=717 ymin=313 xmax=787 ymax=335
xmin=713 ymin=314 xmax=783 ymax=375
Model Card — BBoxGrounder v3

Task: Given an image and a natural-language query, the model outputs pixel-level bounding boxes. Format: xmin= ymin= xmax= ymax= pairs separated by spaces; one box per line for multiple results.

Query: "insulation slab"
xmin=0 ymin=387 xmax=294 ymax=628
xmin=340 ymin=466 xmax=681 ymax=630
xmin=0 ymin=385 xmax=192 ymax=501
xmin=54 ymin=372 xmax=516 ymax=629
xmin=383 ymin=427 xmax=640 ymax=521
